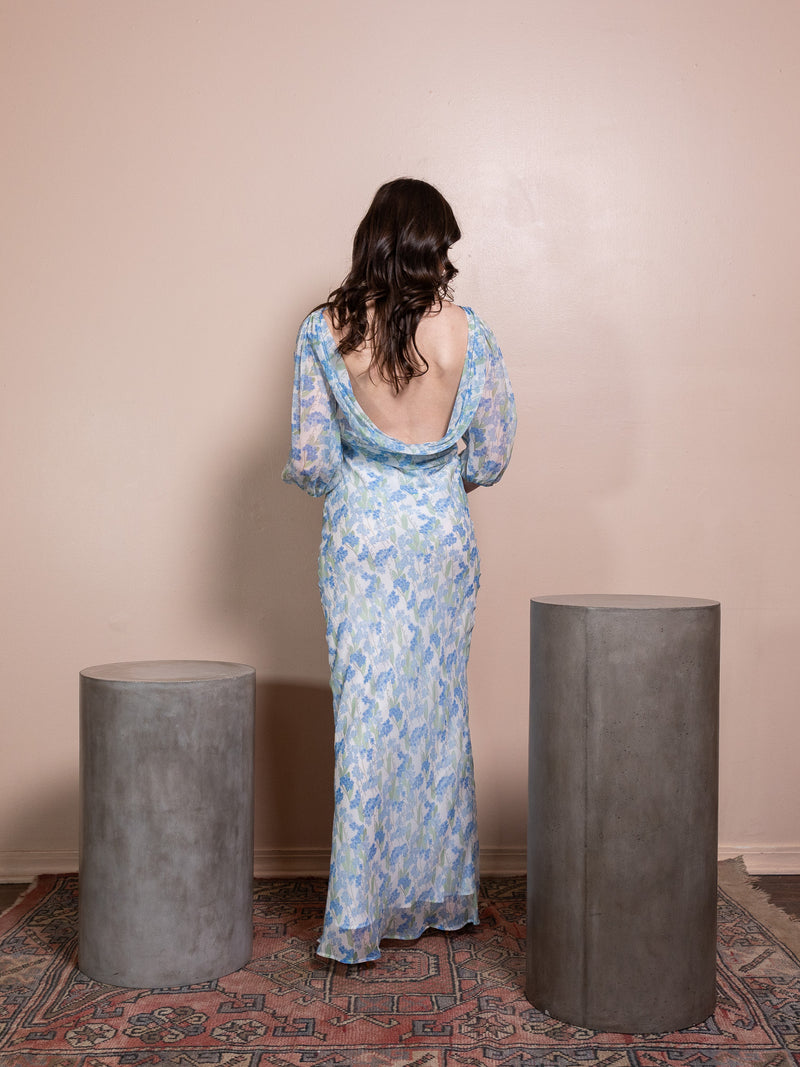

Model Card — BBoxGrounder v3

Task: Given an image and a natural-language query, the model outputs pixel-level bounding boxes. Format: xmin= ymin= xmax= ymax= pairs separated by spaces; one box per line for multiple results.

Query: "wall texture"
xmin=1 ymin=0 xmax=798 ymax=877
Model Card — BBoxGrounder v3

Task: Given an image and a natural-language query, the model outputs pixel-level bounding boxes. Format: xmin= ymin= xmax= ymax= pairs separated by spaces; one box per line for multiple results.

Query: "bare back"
xmin=325 ymin=302 xmax=469 ymax=444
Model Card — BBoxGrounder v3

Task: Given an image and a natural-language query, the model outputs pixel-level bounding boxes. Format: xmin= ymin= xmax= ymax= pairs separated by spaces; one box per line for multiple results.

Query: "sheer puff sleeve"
xmin=461 ymin=317 xmax=517 ymax=486
xmin=281 ymin=315 xmax=343 ymax=498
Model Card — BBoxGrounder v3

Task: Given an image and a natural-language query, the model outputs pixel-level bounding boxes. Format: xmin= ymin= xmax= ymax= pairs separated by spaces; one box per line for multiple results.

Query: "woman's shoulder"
xmin=295 ymin=306 xmax=331 ymax=349
xmin=437 ymin=302 xmax=495 ymax=334
xmin=416 ymin=302 xmax=502 ymax=368
xmin=421 ymin=299 xmax=467 ymax=332
xmin=415 ymin=301 xmax=469 ymax=371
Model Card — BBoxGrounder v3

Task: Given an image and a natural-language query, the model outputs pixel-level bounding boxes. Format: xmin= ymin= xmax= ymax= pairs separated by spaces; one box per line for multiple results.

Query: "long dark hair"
xmin=323 ymin=178 xmax=461 ymax=393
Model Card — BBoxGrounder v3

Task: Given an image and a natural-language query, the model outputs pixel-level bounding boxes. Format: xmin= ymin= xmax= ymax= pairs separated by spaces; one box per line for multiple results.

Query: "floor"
xmin=1 ymin=876 xmax=799 ymax=919
xmin=0 ymin=883 xmax=28 ymax=911
xmin=751 ymin=874 xmax=800 ymax=920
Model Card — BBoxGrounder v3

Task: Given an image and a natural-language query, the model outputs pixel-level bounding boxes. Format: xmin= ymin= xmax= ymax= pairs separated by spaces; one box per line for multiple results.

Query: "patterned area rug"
xmin=1 ymin=863 xmax=799 ymax=1066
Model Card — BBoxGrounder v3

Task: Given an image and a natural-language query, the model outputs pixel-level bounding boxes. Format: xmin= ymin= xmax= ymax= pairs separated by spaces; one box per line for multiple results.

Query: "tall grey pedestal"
xmin=79 ymin=660 xmax=255 ymax=988
xmin=528 ymin=595 xmax=720 ymax=1033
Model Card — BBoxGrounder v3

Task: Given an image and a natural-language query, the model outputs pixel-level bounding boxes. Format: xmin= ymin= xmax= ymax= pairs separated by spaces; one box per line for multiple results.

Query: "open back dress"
xmin=282 ymin=306 xmax=516 ymax=963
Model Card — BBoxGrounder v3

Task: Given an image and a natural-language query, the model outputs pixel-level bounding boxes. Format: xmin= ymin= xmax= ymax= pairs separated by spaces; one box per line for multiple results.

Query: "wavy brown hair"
xmin=323 ymin=178 xmax=461 ymax=393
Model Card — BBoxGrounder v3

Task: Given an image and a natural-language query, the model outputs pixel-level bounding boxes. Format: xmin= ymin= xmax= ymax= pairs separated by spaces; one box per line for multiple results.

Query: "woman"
xmin=282 ymin=178 xmax=516 ymax=964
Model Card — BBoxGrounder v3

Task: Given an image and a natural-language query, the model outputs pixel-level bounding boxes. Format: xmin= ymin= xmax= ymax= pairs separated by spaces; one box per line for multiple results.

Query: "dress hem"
xmin=316 ymin=916 xmax=480 ymax=965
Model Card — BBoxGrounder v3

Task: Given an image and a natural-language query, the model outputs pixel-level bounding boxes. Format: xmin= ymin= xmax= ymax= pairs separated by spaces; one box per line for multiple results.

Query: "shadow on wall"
xmin=255 ymin=680 xmax=334 ymax=858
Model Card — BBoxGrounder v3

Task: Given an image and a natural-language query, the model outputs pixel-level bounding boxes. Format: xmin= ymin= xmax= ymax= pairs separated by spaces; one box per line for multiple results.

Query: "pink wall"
xmin=2 ymin=1 xmax=799 ymax=876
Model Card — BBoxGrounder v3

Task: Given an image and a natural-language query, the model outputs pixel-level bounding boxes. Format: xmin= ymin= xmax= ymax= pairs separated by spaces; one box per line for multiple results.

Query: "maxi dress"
xmin=282 ymin=306 xmax=516 ymax=963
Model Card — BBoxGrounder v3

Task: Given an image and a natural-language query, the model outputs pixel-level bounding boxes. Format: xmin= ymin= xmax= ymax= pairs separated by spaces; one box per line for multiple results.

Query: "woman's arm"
xmin=282 ymin=316 xmax=343 ymax=497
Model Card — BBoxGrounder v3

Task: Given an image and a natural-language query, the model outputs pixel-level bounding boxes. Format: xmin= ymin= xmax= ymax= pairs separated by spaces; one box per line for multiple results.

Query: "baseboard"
xmin=3 ymin=845 xmax=798 ymax=881
xmin=0 ymin=851 xmax=79 ymax=881
xmin=253 ymin=849 xmax=330 ymax=877
xmin=717 ymin=846 xmax=800 ymax=874
xmin=479 ymin=847 xmax=527 ymax=876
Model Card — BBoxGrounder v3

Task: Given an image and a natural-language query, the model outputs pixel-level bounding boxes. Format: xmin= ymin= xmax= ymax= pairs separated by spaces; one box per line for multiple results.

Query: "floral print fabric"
xmin=282 ymin=307 xmax=516 ymax=962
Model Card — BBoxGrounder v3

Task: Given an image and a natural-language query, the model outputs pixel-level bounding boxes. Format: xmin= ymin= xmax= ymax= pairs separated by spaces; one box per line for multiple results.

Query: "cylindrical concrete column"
xmin=79 ymin=660 xmax=255 ymax=988
xmin=528 ymin=595 xmax=720 ymax=1033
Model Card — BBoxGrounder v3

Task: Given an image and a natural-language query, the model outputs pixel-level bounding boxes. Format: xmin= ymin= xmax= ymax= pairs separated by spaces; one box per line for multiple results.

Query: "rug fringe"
xmin=718 ymin=856 xmax=800 ymax=957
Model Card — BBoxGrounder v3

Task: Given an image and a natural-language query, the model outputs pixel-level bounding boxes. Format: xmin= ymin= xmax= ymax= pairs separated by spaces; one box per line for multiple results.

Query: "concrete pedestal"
xmin=79 ymin=660 xmax=255 ymax=988
xmin=527 ymin=595 xmax=720 ymax=1033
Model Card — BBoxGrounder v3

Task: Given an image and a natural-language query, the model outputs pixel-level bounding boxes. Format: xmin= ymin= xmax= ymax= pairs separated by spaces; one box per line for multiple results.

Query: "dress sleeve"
xmin=461 ymin=318 xmax=517 ymax=486
xmin=281 ymin=316 xmax=343 ymax=497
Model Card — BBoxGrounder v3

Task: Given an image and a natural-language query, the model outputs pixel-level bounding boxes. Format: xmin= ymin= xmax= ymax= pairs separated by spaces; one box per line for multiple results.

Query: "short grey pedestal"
xmin=79 ymin=660 xmax=255 ymax=988
xmin=528 ymin=595 xmax=720 ymax=1033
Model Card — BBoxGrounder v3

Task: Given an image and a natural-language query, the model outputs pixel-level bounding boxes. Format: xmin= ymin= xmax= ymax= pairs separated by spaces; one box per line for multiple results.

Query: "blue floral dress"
xmin=282 ymin=307 xmax=516 ymax=963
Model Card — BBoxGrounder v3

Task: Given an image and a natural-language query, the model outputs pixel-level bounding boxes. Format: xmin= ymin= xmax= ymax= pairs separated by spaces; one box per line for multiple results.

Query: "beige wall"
xmin=2 ymin=1 xmax=798 ymax=877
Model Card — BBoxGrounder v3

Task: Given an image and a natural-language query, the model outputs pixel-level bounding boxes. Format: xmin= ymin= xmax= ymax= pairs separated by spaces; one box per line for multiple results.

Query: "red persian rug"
xmin=1 ymin=865 xmax=799 ymax=1066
